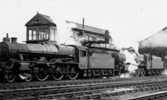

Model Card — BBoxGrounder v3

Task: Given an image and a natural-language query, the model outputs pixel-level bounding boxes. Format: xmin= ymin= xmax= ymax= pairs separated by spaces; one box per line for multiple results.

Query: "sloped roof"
xmin=25 ymin=13 xmax=56 ymax=26
xmin=138 ymin=27 xmax=167 ymax=56
xmin=66 ymin=20 xmax=107 ymax=37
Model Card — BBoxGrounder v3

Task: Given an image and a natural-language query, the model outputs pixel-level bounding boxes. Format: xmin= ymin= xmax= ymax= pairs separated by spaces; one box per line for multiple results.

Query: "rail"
xmin=128 ymin=90 xmax=167 ymax=100
xmin=1 ymin=76 xmax=167 ymax=100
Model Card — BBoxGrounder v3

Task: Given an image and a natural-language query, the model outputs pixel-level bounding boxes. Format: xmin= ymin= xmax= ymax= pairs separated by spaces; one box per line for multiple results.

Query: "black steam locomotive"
xmin=0 ymin=33 xmax=125 ymax=83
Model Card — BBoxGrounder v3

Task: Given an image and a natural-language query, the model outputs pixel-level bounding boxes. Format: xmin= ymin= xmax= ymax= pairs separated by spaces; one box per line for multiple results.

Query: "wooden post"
xmin=31 ymin=30 xmax=33 ymax=40
xmin=26 ymin=27 xmax=29 ymax=41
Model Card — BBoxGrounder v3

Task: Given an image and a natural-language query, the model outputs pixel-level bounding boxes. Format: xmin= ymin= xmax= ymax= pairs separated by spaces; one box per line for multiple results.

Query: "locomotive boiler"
xmin=0 ymin=41 xmax=74 ymax=60
xmin=0 ymin=35 xmax=78 ymax=82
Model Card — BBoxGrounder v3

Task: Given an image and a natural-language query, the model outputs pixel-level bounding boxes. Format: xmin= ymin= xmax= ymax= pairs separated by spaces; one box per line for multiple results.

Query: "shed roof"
xmin=138 ymin=27 xmax=167 ymax=56
xmin=25 ymin=13 xmax=56 ymax=26
xmin=66 ymin=20 xmax=107 ymax=37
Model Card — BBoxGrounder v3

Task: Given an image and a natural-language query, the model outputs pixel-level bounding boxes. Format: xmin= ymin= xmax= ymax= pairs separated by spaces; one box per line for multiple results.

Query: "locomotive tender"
xmin=0 ymin=13 xmax=125 ymax=82
xmin=137 ymin=27 xmax=167 ymax=76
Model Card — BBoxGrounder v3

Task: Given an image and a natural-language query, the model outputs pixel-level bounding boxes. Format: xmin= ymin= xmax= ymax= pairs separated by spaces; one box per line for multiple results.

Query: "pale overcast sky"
xmin=0 ymin=0 xmax=167 ymax=49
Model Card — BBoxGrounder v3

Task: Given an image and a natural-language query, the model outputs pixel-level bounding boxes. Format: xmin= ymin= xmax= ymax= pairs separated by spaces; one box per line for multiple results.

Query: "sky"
xmin=0 ymin=0 xmax=167 ymax=49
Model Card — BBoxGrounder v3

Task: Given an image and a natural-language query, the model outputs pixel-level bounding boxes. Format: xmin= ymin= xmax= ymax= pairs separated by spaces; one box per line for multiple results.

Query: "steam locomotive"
xmin=0 ymin=33 xmax=125 ymax=83
xmin=135 ymin=54 xmax=164 ymax=76
xmin=137 ymin=28 xmax=167 ymax=77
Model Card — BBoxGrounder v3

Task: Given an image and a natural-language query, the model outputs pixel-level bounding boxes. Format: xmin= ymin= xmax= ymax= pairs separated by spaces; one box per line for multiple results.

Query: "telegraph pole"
xmin=82 ymin=18 xmax=90 ymax=77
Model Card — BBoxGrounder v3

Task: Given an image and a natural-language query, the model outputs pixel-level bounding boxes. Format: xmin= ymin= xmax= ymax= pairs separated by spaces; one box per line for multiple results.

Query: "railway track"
xmin=0 ymin=76 xmax=164 ymax=90
xmin=127 ymin=90 xmax=167 ymax=100
xmin=1 ymin=76 xmax=167 ymax=100
xmin=37 ymin=80 xmax=167 ymax=100
xmin=0 ymin=76 xmax=131 ymax=89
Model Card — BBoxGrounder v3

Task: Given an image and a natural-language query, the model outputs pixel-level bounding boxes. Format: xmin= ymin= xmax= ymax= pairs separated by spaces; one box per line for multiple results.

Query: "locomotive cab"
xmin=77 ymin=46 xmax=88 ymax=69
xmin=70 ymin=45 xmax=88 ymax=69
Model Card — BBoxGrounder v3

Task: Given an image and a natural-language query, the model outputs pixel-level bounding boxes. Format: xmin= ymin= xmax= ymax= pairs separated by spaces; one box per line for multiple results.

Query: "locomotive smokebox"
xmin=11 ymin=37 xmax=17 ymax=43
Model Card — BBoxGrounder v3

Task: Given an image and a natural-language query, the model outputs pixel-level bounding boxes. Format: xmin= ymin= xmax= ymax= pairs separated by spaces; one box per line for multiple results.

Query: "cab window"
xmin=80 ymin=50 xmax=87 ymax=57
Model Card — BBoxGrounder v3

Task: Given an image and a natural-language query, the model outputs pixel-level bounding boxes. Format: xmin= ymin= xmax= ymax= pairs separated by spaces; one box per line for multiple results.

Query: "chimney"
xmin=11 ymin=37 xmax=17 ymax=43
xmin=3 ymin=33 xmax=10 ymax=43
xmin=104 ymin=30 xmax=110 ymax=43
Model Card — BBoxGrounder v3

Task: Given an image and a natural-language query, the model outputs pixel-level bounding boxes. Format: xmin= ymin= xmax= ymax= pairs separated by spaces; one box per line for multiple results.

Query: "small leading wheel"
xmin=34 ymin=66 xmax=49 ymax=81
xmin=4 ymin=60 xmax=17 ymax=83
xmin=51 ymin=65 xmax=64 ymax=80
xmin=4 ymin=70 xmax=16 ymax=83
xmin=67 ymin=66 xmax=79 ymax=80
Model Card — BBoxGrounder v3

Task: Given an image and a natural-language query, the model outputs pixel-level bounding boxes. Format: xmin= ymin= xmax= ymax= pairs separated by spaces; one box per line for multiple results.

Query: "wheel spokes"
xmin=4 ymin=60 xmax=16 ymax=83
xmin=4 ymin=71 xmax=16 ymax=83
xmin=68 ymin=67 xmax=79 ymax=80
xmin=51 ymin=66 xmax=64 ymax=80
xmin=35 ymin=67 xmax=49 ymax=81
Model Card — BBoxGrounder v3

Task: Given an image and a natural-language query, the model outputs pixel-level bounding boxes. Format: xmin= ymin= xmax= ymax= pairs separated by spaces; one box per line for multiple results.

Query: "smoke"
xmin=120 ymin=49 xmax=139 ymax=78
xmin=56 ymin=21 xmax=81 ymax=45
xmin=162 ymin=70 xmax=167 ymax=76
xmin=124 ymin=49 xmax=138 ymax=72
xmin=120 ymin=73 xmax=131 ymax=78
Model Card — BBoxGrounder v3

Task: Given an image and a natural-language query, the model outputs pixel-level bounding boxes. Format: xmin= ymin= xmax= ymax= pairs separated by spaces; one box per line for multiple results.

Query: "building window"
xmin=32 ymin=31 xmax=36 ymax=40
xmin=29 ymin=30 xmax=32 ymax=40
